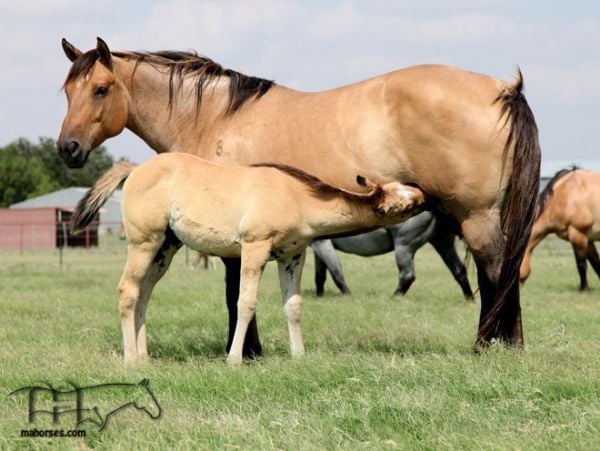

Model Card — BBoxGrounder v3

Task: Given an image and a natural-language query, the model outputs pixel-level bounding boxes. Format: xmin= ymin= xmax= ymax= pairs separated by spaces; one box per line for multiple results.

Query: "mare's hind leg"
xmin=567 ymin=227 xmax=590 ymax=291
xmin=462 ymin=213 xmax=523 ymax=348
xmin=586 ymin=242 xmax=600 ymax=280
xmin=278 ymin=252 xmax=306 ymax=357
xmin=227 ymin=241 xmax=271 ymax=366
xmin=135 ymin=230 xmax=182 ymax=360
xmin=429 ymin=230 xmax=474 ymax=301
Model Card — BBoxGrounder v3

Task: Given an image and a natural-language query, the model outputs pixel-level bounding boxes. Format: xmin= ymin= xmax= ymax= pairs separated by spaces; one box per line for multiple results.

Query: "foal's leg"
xmin=227 ymin=241 xmax=271 ymax=366
xmin=222 ymin=257 xmax=262 ymax=358
xmin=118 ymin=238 xmax=164 ymax=363
xmin=429 ymin=231 xmax=474 ymax=301
xmin=278 ymin=252 xmax=306 ymax=357
xmin=135 ymin=231 xmax=182 ymax=359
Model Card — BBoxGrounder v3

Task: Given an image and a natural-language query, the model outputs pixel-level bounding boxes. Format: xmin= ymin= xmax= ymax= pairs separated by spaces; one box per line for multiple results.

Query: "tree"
xmin=0 ymin=137 xmax=116 ymax=207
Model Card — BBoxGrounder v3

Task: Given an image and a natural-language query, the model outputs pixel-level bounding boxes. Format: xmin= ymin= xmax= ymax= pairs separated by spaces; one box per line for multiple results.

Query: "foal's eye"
xmin=94 ymin=86 xmax=109 ymax=97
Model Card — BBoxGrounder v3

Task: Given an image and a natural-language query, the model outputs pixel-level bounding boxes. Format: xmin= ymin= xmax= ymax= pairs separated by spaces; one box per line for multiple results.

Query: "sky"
xmin=1 ymin=0 xmax=599 ymax=168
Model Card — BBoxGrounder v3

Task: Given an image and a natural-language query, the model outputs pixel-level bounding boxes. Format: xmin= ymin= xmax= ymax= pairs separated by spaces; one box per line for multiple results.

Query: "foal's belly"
xmin=168 ymin=214 xmax=242 ymax=258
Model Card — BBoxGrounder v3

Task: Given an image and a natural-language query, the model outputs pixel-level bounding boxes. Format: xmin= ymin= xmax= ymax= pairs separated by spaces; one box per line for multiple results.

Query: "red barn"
xmin=0 ymin=208 xmax=98 ymax=250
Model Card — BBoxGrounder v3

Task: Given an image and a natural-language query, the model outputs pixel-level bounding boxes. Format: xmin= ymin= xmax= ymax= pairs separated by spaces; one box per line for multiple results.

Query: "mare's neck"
xmin=117 ymin=59 xmax=229 ymax=154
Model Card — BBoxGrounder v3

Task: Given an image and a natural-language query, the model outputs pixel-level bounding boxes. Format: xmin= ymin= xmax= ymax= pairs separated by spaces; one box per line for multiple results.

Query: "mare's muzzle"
xmin=57 ymin=139 xmax=91 ymax=168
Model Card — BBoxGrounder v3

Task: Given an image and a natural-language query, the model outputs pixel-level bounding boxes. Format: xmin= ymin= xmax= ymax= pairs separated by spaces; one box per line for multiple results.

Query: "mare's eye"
xmin=94 ymin=86 xmax=109 ymax=97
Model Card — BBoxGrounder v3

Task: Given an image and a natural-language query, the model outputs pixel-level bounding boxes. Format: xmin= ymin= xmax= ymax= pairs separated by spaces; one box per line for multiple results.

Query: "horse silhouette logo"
xmin=9 ymin=378 xmax=161 ymax=431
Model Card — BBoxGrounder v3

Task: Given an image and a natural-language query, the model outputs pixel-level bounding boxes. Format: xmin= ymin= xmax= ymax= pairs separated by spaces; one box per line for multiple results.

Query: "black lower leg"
xmin=573 ymin=249 xmax=588 ymax=291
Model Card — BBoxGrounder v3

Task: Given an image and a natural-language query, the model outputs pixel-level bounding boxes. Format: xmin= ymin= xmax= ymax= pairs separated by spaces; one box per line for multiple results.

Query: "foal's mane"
xmin=64 ymin=48 xmax=274 ymax=114
xmin=537 ymin=166 xmax=579 ymax=218
xmin=252 ymin=163 xmax=385 ymax=205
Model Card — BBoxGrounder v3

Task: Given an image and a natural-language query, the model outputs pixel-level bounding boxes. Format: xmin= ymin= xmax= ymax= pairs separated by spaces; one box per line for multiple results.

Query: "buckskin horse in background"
xmin=57 ymin=38 xmax=540 ymax=352
xmin=520 ymin=167 xmax=600 ymax=291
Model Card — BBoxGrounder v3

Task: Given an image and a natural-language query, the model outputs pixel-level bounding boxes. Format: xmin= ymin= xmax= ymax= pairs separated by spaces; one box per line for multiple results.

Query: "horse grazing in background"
xmin=70 ymin=154 xmax=426 ymax=364
xmin=520 ymin=167 xmax=600 ymax=290
xmin=311 ymin=211 xmax=474 ymax=299
xmin=58 ymin=38 xmax=540 ymax=351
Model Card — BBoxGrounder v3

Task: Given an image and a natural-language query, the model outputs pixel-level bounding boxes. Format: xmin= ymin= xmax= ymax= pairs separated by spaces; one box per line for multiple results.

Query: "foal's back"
xmin=122 ymin=153 xmax=311 ymax=253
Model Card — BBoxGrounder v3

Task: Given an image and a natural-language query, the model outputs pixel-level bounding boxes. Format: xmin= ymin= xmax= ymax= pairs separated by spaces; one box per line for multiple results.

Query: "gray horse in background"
xmin=311 ymin=211 xmax=474 ymax=299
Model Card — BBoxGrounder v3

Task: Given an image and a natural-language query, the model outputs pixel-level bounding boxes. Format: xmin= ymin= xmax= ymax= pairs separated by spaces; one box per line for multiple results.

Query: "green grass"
xmin=1 ymin=236 xmax=599 ymax=449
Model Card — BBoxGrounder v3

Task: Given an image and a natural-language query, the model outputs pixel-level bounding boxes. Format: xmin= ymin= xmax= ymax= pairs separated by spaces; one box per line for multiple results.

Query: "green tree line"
xmin=0 ymin=137 xmax=115 ymax=207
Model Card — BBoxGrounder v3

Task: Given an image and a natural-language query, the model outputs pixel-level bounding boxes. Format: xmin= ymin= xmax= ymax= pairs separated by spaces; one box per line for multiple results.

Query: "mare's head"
xmin=361 ymin=177 xmax=426 ymax=222
xmin=58 ymin=38 xmax=128 ymax=168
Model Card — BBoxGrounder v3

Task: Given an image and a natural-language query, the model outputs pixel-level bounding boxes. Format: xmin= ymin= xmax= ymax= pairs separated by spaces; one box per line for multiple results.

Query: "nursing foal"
xmin=72 ymin=154 xmax=426 ymax=365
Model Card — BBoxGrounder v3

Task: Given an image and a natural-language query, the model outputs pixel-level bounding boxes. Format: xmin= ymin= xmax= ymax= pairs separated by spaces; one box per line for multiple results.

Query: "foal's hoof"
xmin=226 ymin=355 xmax=243 ymax=367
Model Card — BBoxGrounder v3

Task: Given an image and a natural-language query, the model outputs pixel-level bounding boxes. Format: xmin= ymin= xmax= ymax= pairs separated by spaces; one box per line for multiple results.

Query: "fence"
xmin=0 ymin=220 xmax=201 ymax=270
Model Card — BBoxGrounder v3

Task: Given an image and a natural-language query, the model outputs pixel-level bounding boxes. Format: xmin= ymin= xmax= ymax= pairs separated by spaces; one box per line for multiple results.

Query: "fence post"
xmin=85 ymin=226 xmax=90 ymax=254
xmin=57 ymin=211 xmax=64 ymax=270
xmin=19 ymin=224 xmax=24 ymax=255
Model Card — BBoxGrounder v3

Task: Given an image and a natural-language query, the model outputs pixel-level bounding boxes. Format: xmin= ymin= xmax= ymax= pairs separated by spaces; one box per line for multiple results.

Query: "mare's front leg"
xmin=226 ymin=242 xmax=271 ymax=366
xmin=222 ymin=257 xmax=262 ymax=358
xmin=278 ymin=252 xmax=306 ymax=357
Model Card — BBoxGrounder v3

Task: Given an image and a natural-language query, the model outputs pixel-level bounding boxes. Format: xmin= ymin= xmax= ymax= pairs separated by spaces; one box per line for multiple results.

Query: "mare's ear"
xmin=62 ymin=38 xmax=82 ymax=62
xmin=96 ymin=37 xmax=112 ymax=68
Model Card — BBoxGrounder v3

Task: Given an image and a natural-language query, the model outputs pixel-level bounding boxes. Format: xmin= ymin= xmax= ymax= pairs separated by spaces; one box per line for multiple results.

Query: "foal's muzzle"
xmin=57 ymin=139 xmax=91 ymax=168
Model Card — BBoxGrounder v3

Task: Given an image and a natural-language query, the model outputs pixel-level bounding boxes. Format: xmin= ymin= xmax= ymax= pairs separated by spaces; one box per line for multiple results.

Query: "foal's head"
xmin=358 ymin=177 xmax=426 ymax=222
xmin=58 ymin=38 xmax=129 ymax=168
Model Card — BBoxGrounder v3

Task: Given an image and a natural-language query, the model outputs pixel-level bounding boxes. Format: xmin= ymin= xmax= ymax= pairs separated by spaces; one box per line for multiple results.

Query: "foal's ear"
xmin=62 ymin=38 xmax=82 ymax=62
xmin=96 ymin=37 xmax=112 ymax=68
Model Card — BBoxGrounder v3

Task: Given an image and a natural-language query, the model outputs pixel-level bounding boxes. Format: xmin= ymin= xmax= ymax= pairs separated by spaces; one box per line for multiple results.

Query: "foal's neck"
xmin=306 ymin=195 xmax=384 ymax=237
xmin=118 ymin=59 xmax=229 ymax=154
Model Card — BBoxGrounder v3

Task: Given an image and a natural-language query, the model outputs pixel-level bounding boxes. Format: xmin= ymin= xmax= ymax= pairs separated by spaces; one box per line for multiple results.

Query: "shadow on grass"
xmin=100 ymin=326 xmax=228 ymax=362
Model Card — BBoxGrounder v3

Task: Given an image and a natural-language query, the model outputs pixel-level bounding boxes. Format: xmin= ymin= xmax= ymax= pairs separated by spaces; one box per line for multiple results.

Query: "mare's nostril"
xmin=67 ymin=140 xmax=80 ymax=156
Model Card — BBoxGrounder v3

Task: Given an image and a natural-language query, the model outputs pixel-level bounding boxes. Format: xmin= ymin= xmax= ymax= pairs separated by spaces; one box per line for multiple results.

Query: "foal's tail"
xmin=70 ymin=162 xmax=136 ymax=234
xmin=481 ymin=69 xmax=541 ymax=340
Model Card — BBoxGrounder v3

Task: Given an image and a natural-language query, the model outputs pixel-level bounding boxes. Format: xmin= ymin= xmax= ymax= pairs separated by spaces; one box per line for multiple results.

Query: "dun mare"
xmin=70 ymin=154 xmax=426 ymax=364
xmin=520 ymin=167 xmax=600 ymax=290
xmin=58 ymin=38 xmax=540 ymax=351
xmin=311 ymin=212 xmax=474 ymax=299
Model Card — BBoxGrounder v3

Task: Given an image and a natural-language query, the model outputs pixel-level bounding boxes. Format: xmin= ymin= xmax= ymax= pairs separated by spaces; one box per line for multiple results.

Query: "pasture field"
xmin=1 ymin=236 xmax=599 ymax=450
